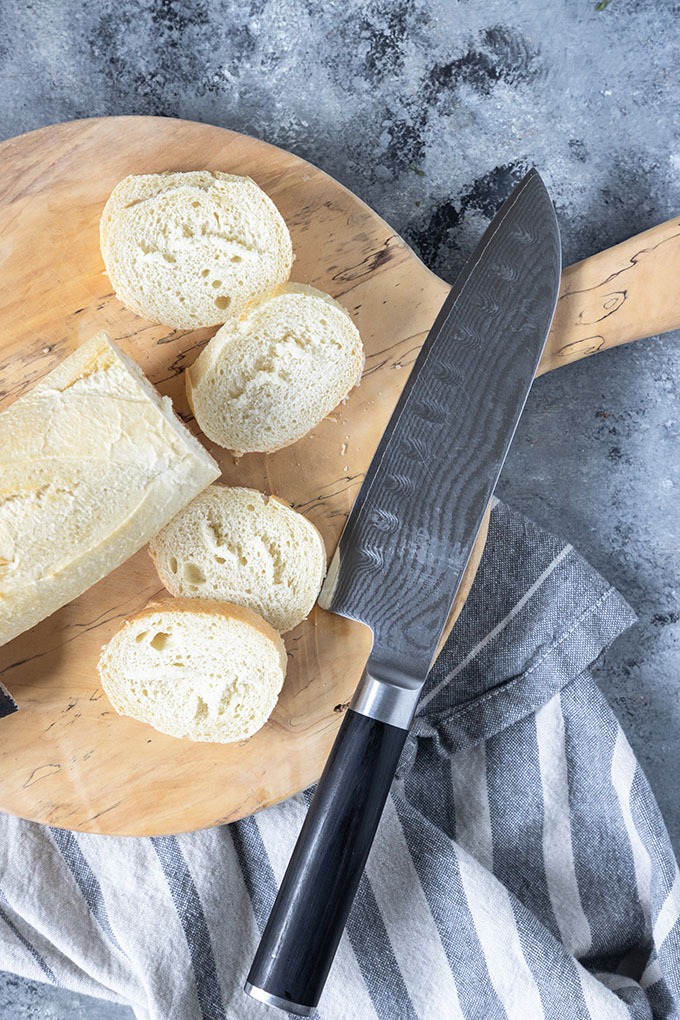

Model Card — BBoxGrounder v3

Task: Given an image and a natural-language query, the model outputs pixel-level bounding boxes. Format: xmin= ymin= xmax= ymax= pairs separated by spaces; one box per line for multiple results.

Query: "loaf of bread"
xmin=149 ymin=485 xmax=327 ymax=632
xmin=100 ymin=170 xmax=293 ymax=329
xmin=0 ymin=333 xmax=220 ymax=648
xmin=186 ymin=282 xmax=364 ymax=454
xmin=97 ymin=598 xmax=287 ymax=742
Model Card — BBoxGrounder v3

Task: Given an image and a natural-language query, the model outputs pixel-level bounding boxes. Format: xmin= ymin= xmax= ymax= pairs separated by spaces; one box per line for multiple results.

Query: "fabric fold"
xmin=0 ymin=502 xmax=677 ymax=1020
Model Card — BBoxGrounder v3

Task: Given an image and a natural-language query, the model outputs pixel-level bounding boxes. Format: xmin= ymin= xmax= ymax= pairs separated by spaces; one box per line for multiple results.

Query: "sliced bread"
xmin=186 ymin=282 xmax=364 ymax=454
xmin=97 ymin=598 xmax=287 ymax=743
xmin=100 ymin=170 xmax=293 ymax=329
xmin=0 ymin=333 xmax=220 ymax=649
xmin=149 ymin=485 xmax=327 ymax=633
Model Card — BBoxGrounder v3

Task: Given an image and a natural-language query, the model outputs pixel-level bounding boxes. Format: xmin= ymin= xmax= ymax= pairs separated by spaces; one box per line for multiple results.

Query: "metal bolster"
xmin=244 ymin=982 xmax=314 ymax=1016
xmin=350 ymin=669 xmax=421 ymax=730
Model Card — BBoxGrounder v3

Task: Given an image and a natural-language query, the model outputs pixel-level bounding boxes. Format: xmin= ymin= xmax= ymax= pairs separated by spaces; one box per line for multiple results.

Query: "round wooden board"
xmin=0 ymin=115 xmax=475 ymax=835
xmin=3 ymin=117 xmax=672 ymax=835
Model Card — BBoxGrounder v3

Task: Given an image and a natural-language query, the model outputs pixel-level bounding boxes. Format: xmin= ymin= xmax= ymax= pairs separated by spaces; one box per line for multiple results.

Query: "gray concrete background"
xmin=0 ymin=1 xmax=678 ymax=1016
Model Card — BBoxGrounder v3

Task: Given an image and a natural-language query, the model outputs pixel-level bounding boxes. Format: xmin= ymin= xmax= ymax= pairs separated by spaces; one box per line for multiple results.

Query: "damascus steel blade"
xmin=319 ymin=169 xmax=561 ymax=693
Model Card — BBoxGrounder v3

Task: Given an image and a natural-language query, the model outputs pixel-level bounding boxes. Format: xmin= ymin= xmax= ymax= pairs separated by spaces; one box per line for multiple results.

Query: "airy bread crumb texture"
xmin=149 ymin=485 xmax=327 ymax=633
xmin=100 ymin=171 xmax=293 ymax=329
xmin=97 ymin=598 xmax=287 ymax=743
xmin=186 ymin=282 xmax=364 ymax=454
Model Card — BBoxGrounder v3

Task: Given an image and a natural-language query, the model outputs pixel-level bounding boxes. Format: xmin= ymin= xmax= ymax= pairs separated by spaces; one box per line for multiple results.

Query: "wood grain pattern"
xmin=0 ymin=117 xmax=677 ymax=835
xmin=541 ymin=215 xmax=680 ymax=374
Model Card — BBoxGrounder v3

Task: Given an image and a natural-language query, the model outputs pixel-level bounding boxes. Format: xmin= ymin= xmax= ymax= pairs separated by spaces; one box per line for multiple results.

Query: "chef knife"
xmin=245 ymin=168 xmax=561 ymax=1016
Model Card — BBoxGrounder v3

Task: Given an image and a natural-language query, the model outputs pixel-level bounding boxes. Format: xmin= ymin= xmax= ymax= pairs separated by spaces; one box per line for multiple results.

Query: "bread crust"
xmin=186 ymin=282 xmax=364 ymax=454
xmin=125 ymin=596 xmax=287 ymax=669
xmin=148 ymin=485 xmax=327 ymax=632
xmin=97 ymin=596 xmax=288 ymax=743
xmin=100 ymin=171 xmax=293 ymax=329
xmin=0 ymin=333 xmax=220 ymax=648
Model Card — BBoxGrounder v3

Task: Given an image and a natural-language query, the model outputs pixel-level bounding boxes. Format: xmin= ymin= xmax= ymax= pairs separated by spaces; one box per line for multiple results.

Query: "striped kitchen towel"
xmin=1 ymin=501 xmax=678 ymax=1020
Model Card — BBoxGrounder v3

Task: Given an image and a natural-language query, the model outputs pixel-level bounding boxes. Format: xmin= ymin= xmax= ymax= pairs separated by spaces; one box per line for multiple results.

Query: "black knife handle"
xmin=245 ymin=708 xmax=408 ymax=1015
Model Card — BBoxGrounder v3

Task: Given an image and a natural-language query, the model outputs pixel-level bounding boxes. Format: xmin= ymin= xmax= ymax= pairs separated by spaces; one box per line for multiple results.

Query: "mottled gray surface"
xmin=0 ymin=0 xmax=678 ymax=1016
xmin=0 ymin=974 xmax=131 ymax=1019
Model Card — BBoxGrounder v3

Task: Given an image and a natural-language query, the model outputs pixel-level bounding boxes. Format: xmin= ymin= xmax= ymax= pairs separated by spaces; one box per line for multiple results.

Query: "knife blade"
xmin=245 ymin=168 xmax=561 ymax=1016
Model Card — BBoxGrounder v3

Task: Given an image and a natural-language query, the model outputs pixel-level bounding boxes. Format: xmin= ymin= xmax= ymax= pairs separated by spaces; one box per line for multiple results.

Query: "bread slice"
xmin=186 ymin=282 xmax=364 ymax=454
xmin=149 ymin=485 xmax=327 ymax=633
xmin=97 ymin=597 xmax=287 ymax=743
xmin=100 ymin=170 xmax=293 ymax=329
xmin=0 ymin=333 xmax=220 ymax=649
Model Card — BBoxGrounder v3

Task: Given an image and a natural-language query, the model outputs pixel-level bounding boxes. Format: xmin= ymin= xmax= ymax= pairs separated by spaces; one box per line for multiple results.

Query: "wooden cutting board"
xmin=0 ymin=116 xmax=678 ymax=835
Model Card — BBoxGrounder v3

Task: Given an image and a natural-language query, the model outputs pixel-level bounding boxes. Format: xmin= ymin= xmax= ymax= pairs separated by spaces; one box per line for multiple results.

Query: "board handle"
xmin=245 ymin=708 xmax=408 ymax=1015
xmin=539 ymin=216 xmax=680 ymax=376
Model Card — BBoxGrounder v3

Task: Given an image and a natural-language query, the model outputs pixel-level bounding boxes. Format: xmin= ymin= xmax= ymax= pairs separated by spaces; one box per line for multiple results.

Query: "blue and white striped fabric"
xmin=1 ymin=501 xmax=679 ymax=1020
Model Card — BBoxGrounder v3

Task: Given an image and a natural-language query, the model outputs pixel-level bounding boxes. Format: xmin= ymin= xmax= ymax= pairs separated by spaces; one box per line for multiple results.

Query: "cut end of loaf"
xmin=97 ymin=598 xmax=287 ymax=744
xmin=0 ymin=333 xmax=219 ymax=650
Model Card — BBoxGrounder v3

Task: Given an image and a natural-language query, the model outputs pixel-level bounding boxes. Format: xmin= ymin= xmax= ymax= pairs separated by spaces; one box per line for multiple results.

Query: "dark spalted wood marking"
xmin=331 ymin=236 xmax=397 ymax=283
xmin=23 ymin=764 xmax=62 ymax=788
xmin=575 ymin=290 xmax=626 ymax=325
xmin=557 ymin=335 xmax=606 ymax=360
xmin=541 ymin=219 xmax=680 ymax=374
